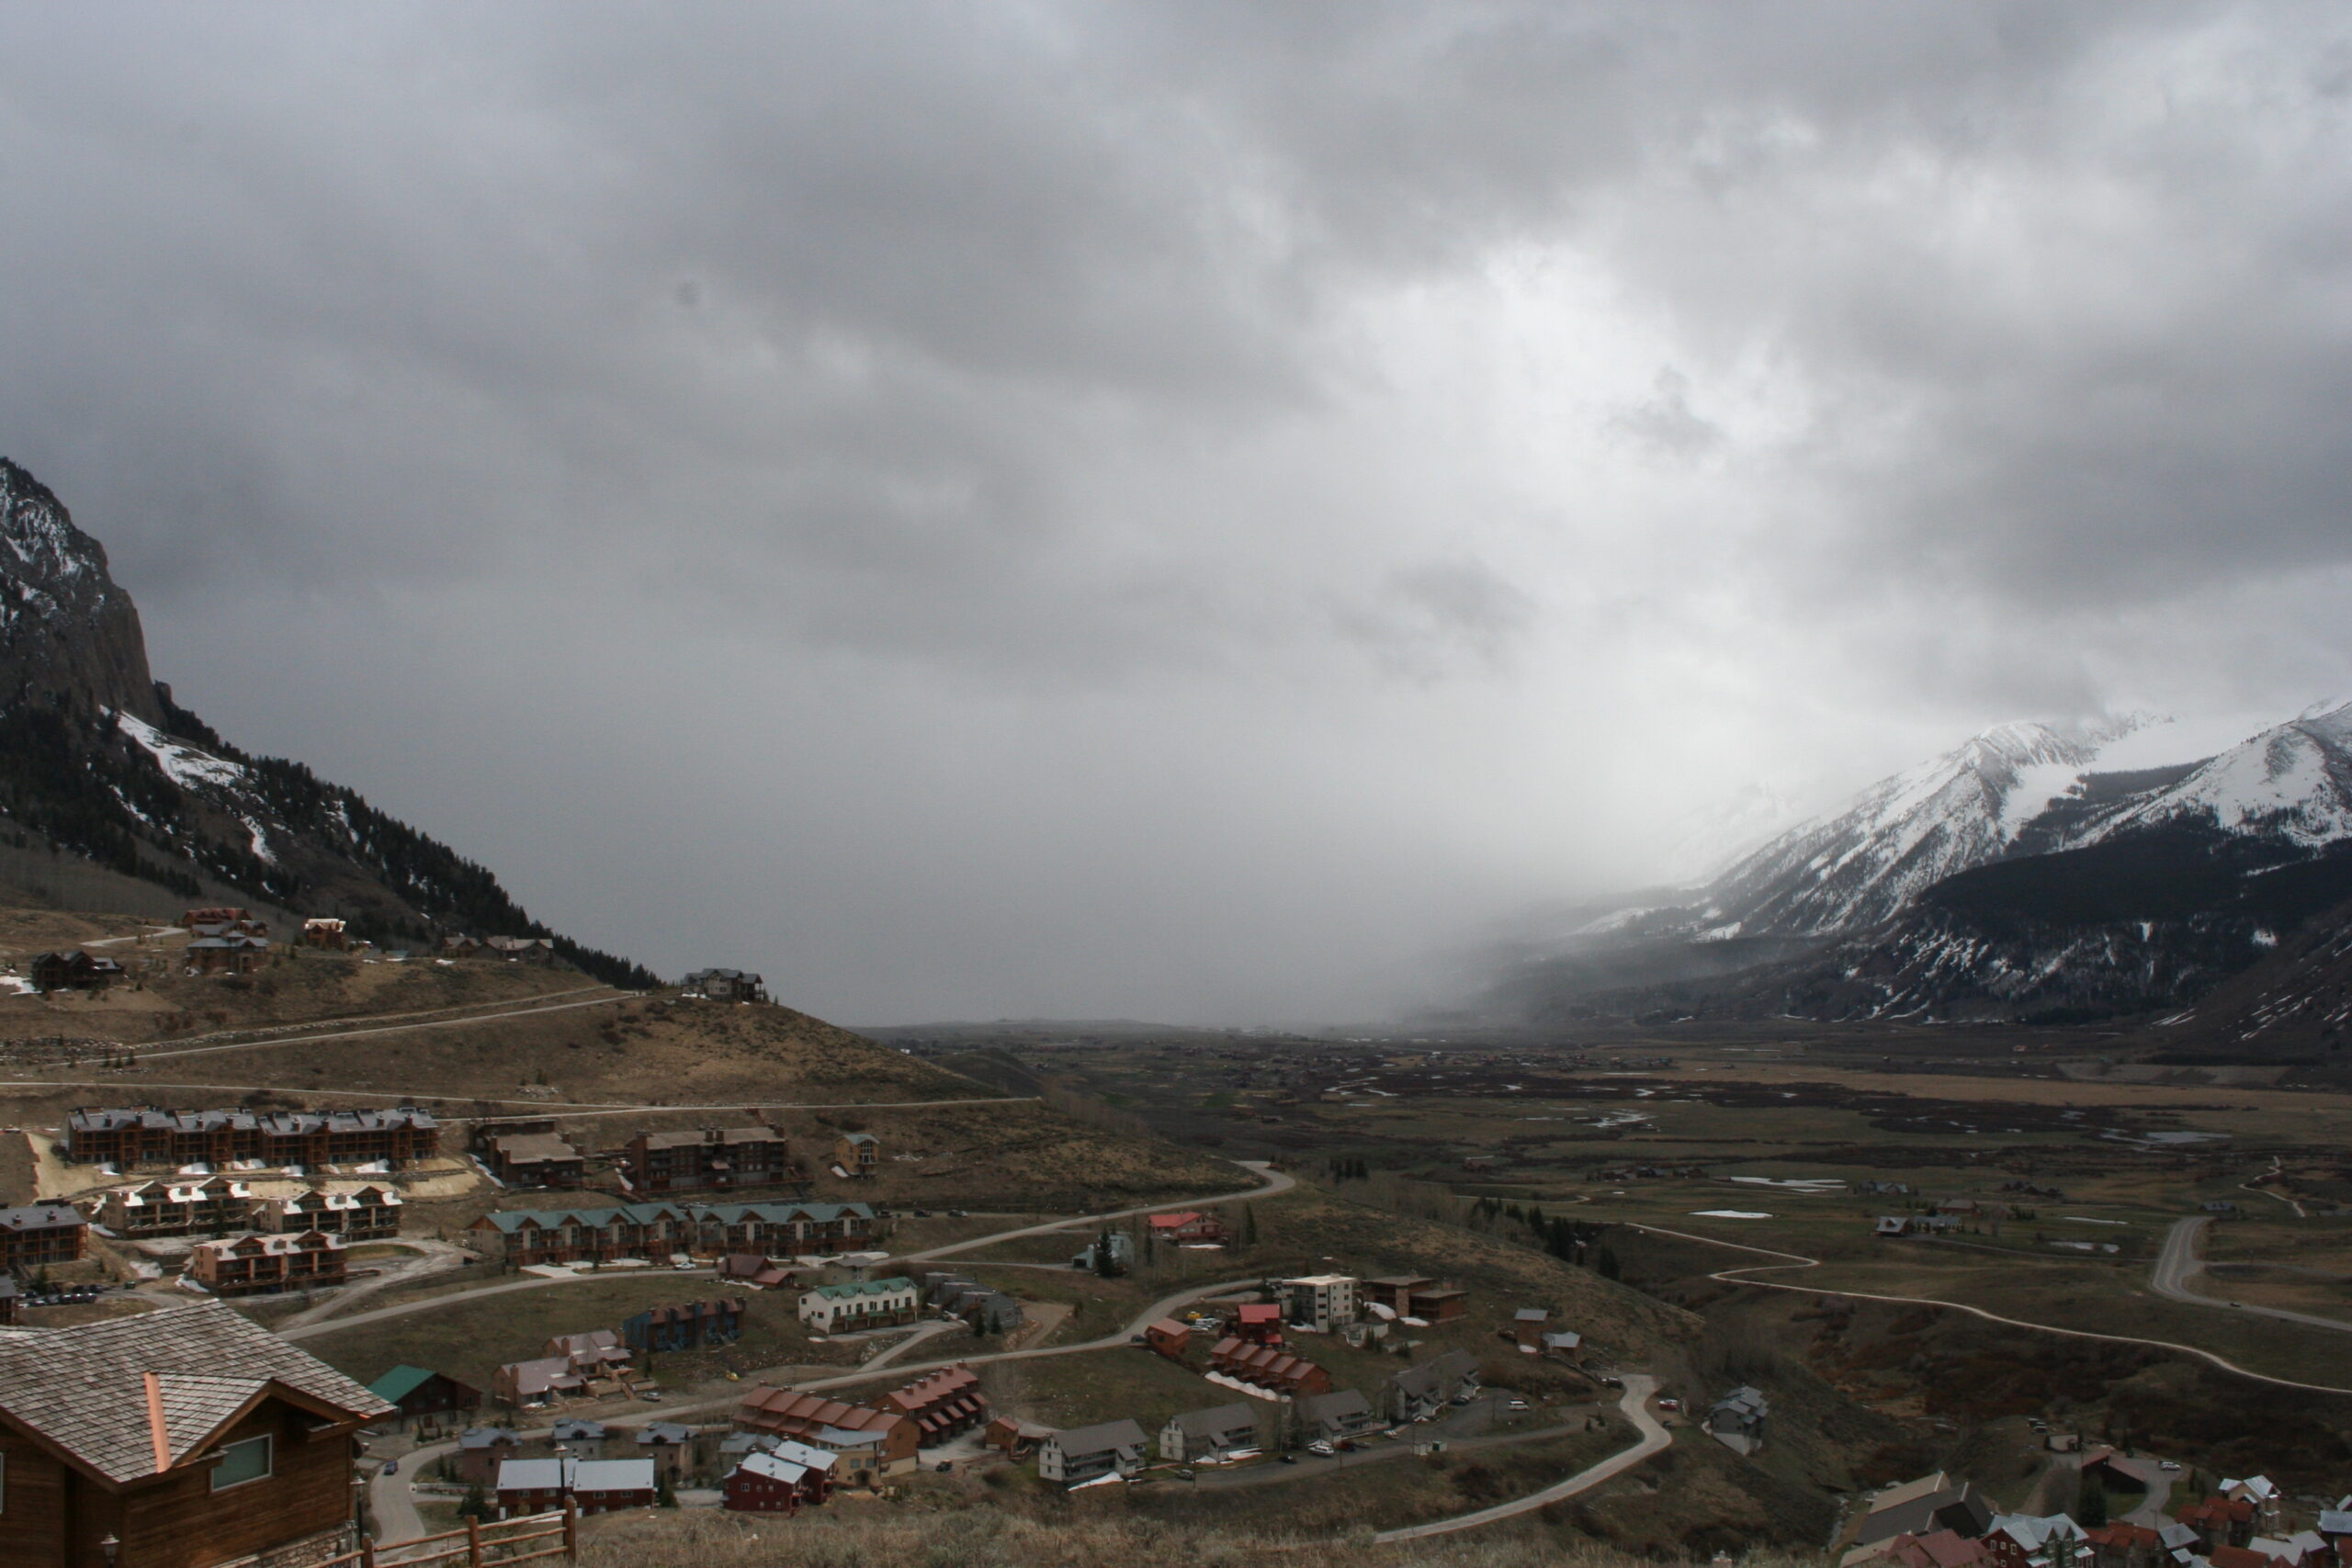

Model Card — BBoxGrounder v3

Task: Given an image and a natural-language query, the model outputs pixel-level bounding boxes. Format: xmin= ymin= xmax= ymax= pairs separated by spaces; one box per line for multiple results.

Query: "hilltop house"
xmin=0 ymin=1299 xmax=391 ymax=1568
xmin=300 ymin=917 xmax=348 ymax=949
xmin=620 ymin=1124 xmax=793 ymax=1192
xmin=486 ymin=935 xmax=558 ymax=964
xmin=187 ymin=932 xmax=271 ymax=975
xmin=29 ymin=949 xmax=124 ymax=992
xmin=1038 ymin=1419 xmax=1150 ymax=1485
xmin=1159 ymin=1403 xmax=1260 ymax=1462
xmin=1389 ymin=1349 xmax=1480 ymax=1422
xmin=187 ymin=1230 xmax=346 ymax=1297
xmin=683 ymin=968 xmax=768 ymax=1002
xmin=182 ymin=907 xmax=266 ymax=934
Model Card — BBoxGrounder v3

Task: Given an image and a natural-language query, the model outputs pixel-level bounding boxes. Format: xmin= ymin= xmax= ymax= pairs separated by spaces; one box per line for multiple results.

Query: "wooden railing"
xmin=318 ymin=1502 xmax=578 ymax=1568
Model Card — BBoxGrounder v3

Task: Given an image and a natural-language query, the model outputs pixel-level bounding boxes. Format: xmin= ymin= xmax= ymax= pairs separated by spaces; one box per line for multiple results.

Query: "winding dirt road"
xmin=1632 ymin=1220 xmax=2352 ymax=1396
xmin=2150 ymin=1215 xmax=2352 ymax=1335
xmin=1373 ymin=1376 xmax=1667 ymax=1543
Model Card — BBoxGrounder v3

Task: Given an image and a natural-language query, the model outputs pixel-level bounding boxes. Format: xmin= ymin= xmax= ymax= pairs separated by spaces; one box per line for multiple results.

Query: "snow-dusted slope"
xmin=1702 ymin=719 xmax=2148 ymax=938
xmin=2070 ymin=703 xmax=2352 ymax=851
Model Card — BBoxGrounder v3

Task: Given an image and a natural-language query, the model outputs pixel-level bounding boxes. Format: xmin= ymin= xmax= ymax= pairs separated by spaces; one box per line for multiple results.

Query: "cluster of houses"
xmin=921 ymin=1269 xmax=1027 ymax=1335
xmin=473 ymin=1114 xmax=882 ymax=1194
xmin=1839 ymin=1466 xmax=2334 ymax=1568
xmin=65 ymin=1102 xmax=442 ymax=1168
xmin=437 ymin=933 xmax=560 ymax=964
xmin=736 ymin=1363 xmax=990 ymax=1486
xmin=492 ymin=1300 xmax=745 ymax=1406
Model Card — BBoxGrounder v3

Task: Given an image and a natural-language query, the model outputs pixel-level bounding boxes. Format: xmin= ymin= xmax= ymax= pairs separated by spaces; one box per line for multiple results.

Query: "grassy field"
xmin=288 ymin=1273 xmax=842 ymax=1403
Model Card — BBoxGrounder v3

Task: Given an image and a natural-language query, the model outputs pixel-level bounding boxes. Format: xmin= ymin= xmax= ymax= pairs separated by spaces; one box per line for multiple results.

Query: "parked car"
xmin=1279 ymin=1454 xmax=1298 ymax=1465
xmin=1307 ymin=1441 xmax=1335 ymax=1457
xmin=1507 ymin=1399 xmax=1531 ymax=1412
xmin=1657 ymin=1398 xmax=1680 ymax=1412
xmin=381 ymin=1460 xmax=398 ymax=1477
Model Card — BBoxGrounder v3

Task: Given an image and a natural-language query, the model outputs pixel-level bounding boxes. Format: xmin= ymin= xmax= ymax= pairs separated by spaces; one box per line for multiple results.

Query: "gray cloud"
xmin=0 ymin=3 xmax=2348 ymax=1021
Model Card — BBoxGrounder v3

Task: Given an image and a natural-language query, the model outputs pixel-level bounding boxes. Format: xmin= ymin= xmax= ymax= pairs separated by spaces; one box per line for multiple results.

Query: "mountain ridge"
xmin=0 ymin=457 xmax=657 ymax=987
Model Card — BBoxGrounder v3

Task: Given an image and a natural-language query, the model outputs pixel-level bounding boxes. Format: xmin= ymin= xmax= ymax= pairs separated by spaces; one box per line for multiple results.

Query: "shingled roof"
xmin=0 ymin=1299 xmax=391 ymax=1484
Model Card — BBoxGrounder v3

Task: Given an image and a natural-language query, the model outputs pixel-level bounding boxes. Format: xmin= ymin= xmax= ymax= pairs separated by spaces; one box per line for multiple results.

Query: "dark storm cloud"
xmin=0 ymin=3 xmax=2346 ymax=1020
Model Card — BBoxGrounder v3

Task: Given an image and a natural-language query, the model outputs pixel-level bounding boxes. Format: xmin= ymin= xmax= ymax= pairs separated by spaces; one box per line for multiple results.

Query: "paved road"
xmin=129 ymin=989 xmax=633 ymax=1062
xmin=1372 ymin=1375 xmax=1667 ymax=1543
xmin=1188 ymin=1397 xmax=1607 ymax=1493
xmin=1629 ymin=1221 xmax=2352 ymax=1396
xmin=2151 ymin=1216 xmax=2352 ymax=1334
xmin=368 ymin=1438 xmax=451 ymax=1554
xmin=902 ymin=1159 xmax=1295 ymax=1263
xmin=276 ymin=1240 xmax=477 ymax=1332
xmin=280 ymin=1264 xmax=720 ymax=1342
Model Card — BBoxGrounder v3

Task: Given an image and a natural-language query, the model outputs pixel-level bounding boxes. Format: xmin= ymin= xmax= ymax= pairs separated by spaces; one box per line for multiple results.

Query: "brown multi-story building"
xmin=0 ymin=1203 xmax=88 ymax=1269
xmin=188 ymin=1230 xmax=347 ymax=1297
xmin=620 ymin=1125 xmax=793 ymax=1193
xmin=97 ymin=1176 xmax=254 ymax=1238
xmin=1208 ymin=1337 xmax=1331 ymax=1397
xmin=469 ymin=1201 xmax=877 ymax=1268
xmin=878 ymin=1365 xmax=989 ymax=1446
xmin=251 ymin=1183 xmax=402 ymax=1240
xmin=65 ymin=1105 xmax=440 ymax=1169
xmin=28 ymin=950 xmax=125 ymax=993
xmin=473 ymin=1116 xmax=587 ymax=1187
xmin=832 ymin=1133 xmax=878 ymax=1178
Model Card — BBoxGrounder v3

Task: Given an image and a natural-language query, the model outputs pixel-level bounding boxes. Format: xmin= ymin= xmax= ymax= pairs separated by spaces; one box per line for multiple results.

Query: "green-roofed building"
xmin=797 ymin=1274 xmax=922 ymax=1334
xmin=365 ymin=1363 xmax=483 ymax=1426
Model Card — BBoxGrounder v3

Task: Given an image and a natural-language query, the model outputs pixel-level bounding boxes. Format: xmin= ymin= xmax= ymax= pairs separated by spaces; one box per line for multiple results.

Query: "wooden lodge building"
xmin=366 ymin=1364 xmax=484 ymax=1427
xmin=188 ymin=1230 xmax=347 ymax=1298
xmin=28 ymin=950 xmax=125 ymax=994
xmin=0 ymin=1298 xmax=393 ymax=1568
xmin=473 ymin=1118 xmax=587 ymax=1188
xmin=619 ymin=1124 xmax=794 ymax=1193
xmin=470 ymin=1200 xmax=877 ymax=1269
xmin=878 ymin=1364 xmax=989 ymax=1445
xmin=65 ymin=1104 xmax=441 ymax=1169
xmin=733 ymin=1387 xmax=919 ymax=1481
xmin=0 ymin=1202 xmax=90 ymax=1270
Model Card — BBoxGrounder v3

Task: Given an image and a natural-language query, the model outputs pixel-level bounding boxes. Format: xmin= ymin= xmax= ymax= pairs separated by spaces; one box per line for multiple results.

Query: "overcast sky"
xmin=3 ymin=4 xmax=2349 ymax=1024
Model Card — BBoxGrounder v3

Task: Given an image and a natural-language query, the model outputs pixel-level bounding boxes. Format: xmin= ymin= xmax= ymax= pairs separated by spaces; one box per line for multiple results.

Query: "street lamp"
xmin=99 ymin=1535 xmax=119 ymax=1568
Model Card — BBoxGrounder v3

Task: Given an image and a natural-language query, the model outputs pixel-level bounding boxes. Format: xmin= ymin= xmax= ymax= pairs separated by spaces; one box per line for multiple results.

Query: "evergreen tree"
xmin=1596 ymin=1245 xmax=1621 ymax=1280
xmin=1242 ymin=1203 xmax=1260 ymax=1247
xmin=458 ymin=1483 xmax=492 ymax=1520
xmin=2079 ymin=1482 xmax=2109 ymax=1529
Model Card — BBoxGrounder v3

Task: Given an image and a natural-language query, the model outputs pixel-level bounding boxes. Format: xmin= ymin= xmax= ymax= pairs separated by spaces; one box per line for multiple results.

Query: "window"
xmin=211 ymin=1434 xmax=273 ymax=1490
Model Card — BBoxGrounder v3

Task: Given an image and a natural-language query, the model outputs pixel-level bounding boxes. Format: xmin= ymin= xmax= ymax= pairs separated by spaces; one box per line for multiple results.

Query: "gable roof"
xmin=1168 ymin=1403 xmax=1258 ymax=1439
xmin=1049 ymin=1417 xmax=1148 ymax=1457
xmin=367 ymin=1364 xmax=444 ymax=1405
xmin=0 ymin=1300 xmax=390 ymax=1485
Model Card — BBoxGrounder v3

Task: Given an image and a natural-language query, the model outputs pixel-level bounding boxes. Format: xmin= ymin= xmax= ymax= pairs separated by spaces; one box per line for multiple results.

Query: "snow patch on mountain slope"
xmin=116 ymin=710 xmax=245 ymax=790
xmin=2075 ymin=703 xmax=2352 ymax=850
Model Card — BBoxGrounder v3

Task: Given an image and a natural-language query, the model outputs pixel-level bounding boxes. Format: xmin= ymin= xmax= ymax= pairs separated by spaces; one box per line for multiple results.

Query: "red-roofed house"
xmin=1148 ymin=1211 xmax=1227 ymax=1245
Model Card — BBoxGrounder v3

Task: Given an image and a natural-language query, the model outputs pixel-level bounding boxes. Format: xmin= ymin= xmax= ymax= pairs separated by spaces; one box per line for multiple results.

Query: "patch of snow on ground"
xmin=1690 ymin=1210 xmax=1773 ymax=1219
xmin=115 ymin=710 xmax=244 ymax=789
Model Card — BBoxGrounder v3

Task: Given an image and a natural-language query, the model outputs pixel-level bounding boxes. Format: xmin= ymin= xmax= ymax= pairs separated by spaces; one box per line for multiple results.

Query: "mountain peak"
xmin=0 ymin=457 xmax=161 ymax=723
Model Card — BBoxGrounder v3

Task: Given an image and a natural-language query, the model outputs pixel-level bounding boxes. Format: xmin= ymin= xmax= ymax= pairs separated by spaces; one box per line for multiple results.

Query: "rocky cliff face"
xmin=0 ymin=458 xmax=163 ymax=725
xmin=0 ymin=457 xmax=655 ymax=987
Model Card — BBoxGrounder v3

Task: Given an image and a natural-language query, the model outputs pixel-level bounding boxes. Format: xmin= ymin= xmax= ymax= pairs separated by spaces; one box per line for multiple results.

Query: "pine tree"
xmin=1242 ymin=1203 xmax=1260 ymax=1247
xmin=2080 ymin=1482 xmax=2109 ymax=1528
xmin=1596 ymin=1245 xmax=1621 ymax=1280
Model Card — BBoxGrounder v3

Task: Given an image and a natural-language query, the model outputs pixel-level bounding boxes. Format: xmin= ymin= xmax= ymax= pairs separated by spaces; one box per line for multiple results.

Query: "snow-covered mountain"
xmin=1701 ymin=719 xmax=2155 ymax=939
xmin=2071 ymin=702 xmax=2352 ymax=851
xmin=0 ymin=456 xmax=654 ymax=986
xmin=1496 ymin=703 xmax=2352 ymax=1030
